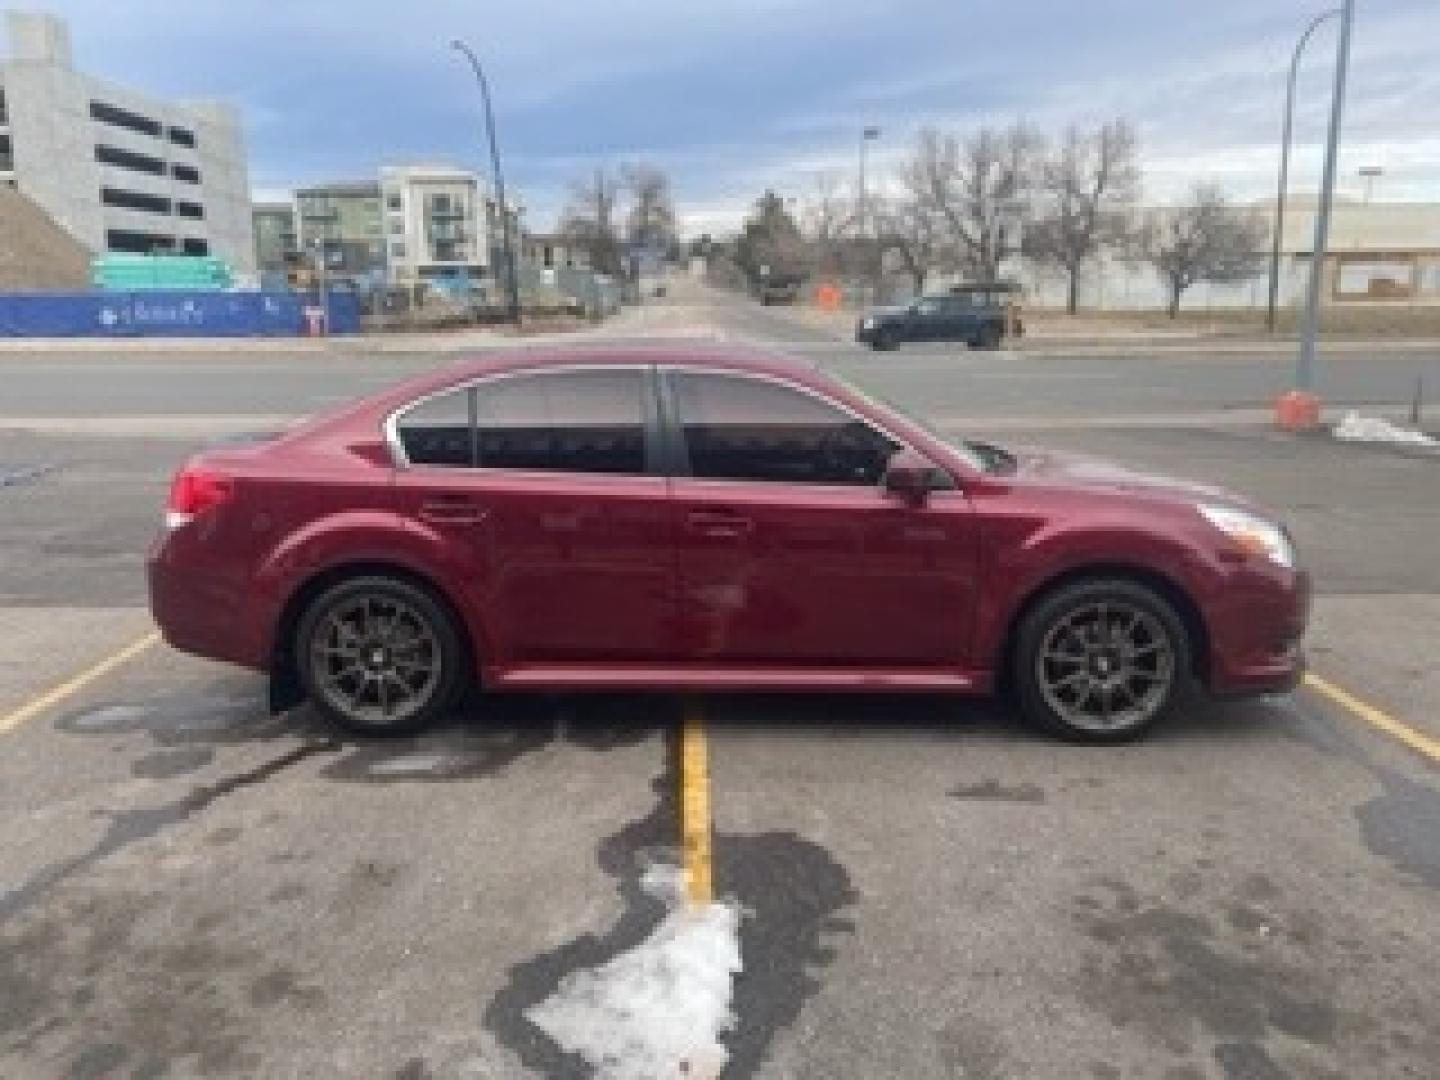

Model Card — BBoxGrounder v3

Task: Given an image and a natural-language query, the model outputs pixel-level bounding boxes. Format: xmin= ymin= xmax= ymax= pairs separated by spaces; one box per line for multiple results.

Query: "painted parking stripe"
xmin=1305 ymin=672 xmax=1440 ymax=766
xmin=0 ymin=632 xmax=160 ymax=735
xmin=680 ymin=699 xmax=714 ymax=907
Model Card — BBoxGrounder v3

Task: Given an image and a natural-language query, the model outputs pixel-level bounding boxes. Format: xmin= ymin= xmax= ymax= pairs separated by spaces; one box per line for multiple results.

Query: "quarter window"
xmin=396 ymin=389 xmax=472 ymax=468
xmin=671 ymin=372 xmax=898 ymax=485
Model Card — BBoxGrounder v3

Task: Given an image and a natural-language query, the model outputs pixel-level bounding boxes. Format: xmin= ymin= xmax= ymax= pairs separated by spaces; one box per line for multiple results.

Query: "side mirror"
xmin=882 ymin=449 xmax=940 ymax=506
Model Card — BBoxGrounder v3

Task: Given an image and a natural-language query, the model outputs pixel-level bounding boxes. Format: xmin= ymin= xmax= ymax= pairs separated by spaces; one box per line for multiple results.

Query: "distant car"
xmin=857 ymin=284 xmax=1022 ymax=350
xmin=149 ymin=346 xmax=1308 ymax=743
xmin=756 ymin=276 xmax=803 ymax=305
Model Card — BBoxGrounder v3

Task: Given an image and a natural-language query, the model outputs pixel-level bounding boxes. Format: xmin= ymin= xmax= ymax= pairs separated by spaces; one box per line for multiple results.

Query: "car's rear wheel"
xmin=871 ymin=327 xmax=899 ymax=351
xmin=1013 ymin=578 xmax=1190 ymax=743
xmin=296 ymin=575 xmax=465 ymax=737
xmin=970 ymin=324 xmax=1002 ymax=350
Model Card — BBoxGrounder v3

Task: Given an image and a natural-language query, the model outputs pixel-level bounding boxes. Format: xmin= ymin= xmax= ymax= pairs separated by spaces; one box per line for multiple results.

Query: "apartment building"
xmin=251 ymin=202 xmax=297 ymax=286
xmin=0 ymin=10 xmax=254 ymax=274
xmin=294 ymin=182 xmax=385 ymax=287
xmin=379 ymin=164 xmax=492 ymax=287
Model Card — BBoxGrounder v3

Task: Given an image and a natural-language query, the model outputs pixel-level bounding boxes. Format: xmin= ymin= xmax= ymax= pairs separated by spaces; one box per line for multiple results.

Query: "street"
xmin=2 ymin=284 xmax=1439 ymax=1079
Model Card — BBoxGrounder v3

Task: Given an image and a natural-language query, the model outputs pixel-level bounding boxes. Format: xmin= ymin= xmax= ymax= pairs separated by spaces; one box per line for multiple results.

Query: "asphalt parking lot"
xmin=3 ymin=290 xmax=1439 ymax=1079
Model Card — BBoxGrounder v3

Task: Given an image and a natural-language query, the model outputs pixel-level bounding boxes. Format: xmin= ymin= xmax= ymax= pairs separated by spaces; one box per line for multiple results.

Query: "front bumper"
xmin=1204 ymin=565 xmax=1311 ymax=697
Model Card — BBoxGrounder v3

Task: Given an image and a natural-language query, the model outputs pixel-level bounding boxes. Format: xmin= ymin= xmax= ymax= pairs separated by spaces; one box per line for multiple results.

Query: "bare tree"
xmin=798 ymin=172 xmax=855 ymax=278
xmin=560 ymin=168 xmax=623 ymax=277
xmin=1142 ymin=184 xmax=1268 ymax=318
xmin=900 ymin=122 xmax=1042 ymax=282
xmin=734 ymin=190 xmax=810 ymax=285
xmin=622 ymin=163 xmax=677 ymax=253
xmin=875 ymin=200 xmax=948 ymax=295
xmin=1025 ymin=119 xmax=1141 ymax=314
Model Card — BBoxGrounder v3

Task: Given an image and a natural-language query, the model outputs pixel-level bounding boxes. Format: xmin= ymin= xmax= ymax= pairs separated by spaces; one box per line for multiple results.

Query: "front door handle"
xmin=419 ymin=497 xmax=485 ymax=526
xmin=685 ymin=510 xmax=754 ymax=538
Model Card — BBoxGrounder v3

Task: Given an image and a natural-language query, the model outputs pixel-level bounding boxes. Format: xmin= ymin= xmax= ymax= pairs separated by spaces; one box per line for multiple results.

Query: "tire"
xmin=871 ymin=328 xmax=899 ymax=351
xmin=295 ymin=575 xmax=467 ymax=737
xmin=1012 ymin=577 xmax=1191 ymax=744
xmin=970 ymin=324 xmax=1002 ymax=350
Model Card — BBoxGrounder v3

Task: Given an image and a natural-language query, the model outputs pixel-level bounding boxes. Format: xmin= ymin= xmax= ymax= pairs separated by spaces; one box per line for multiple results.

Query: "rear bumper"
xmin=147 ymin=531 xmax=273 ymax=671
xmin=1204 ymin=566 xmax=1311 ymax=698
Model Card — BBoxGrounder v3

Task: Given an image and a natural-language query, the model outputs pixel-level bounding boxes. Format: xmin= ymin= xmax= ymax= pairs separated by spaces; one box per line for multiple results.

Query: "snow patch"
xmin=1333 ymin=411 xmax=1438 ymax=448
xmin=526 ymin=864 xmax=742 ymax=1080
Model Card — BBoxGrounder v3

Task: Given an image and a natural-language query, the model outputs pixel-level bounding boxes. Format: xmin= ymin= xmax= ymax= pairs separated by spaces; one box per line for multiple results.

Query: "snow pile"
xmin=1333 ymin=411 xmax=1438 ymax=448
xmin=526 ymin=864 xmax=743 ymax=1080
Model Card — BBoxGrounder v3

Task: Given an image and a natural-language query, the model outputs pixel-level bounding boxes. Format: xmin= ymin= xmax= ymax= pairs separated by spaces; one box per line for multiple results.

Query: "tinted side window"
xmin=672 ymin=373 xmax=898 ymax=485
xmin=397 ymin=388 xmax=472 ymax=467
xmin=475 ymin=369 xmax=646 ymax=474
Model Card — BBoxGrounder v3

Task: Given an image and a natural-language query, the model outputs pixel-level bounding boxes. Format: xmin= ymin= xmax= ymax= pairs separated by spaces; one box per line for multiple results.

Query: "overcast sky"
xmin=20 ymin=0 xmax=1440 ymax=234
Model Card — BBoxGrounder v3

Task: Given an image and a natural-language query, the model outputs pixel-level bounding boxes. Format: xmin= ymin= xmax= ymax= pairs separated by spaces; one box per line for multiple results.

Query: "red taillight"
xmin=165 ymin=466 xmax=233 ymax=529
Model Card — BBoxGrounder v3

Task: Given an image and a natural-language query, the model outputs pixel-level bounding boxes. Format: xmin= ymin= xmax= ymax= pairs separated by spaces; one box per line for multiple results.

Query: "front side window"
xmin=671 ymin=372 xmax=898 ymax=486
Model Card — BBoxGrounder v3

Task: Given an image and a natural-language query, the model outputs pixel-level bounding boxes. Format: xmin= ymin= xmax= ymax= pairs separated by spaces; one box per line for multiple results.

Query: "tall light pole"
xmin=859 ymin=126 xmax=880 ymax=298
xmin=1278 ymin=0 xmax=1355 ymax=430
xmin=451 ymin=40 xmax=521 ymax=325
xmin=1266 ymin=8 xmax=1340 ymax=334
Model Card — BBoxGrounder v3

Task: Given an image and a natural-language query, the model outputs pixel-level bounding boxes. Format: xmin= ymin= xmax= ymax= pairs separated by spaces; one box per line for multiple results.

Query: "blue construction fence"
xmin=0 ymin=290 xmax=361 ymax=338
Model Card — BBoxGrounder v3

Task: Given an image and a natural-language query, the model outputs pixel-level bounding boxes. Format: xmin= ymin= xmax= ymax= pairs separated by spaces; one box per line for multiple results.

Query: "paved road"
xmin=2 ymin=285 xmax=1438 ymax=1079
xmin=1 ymin=286 xmax=1437 ymax=426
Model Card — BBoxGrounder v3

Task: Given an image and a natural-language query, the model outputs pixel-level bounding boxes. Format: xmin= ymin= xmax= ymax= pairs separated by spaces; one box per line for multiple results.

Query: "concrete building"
xmin=293 ymin=182 xmax=384 ymax=288
xmin=251 ymin=201 xmax=297 ymax=287
xmin=379 ymin=164 xmax=493 ymax=288
xmin=0 ymin=10 xmax=254 ymax=275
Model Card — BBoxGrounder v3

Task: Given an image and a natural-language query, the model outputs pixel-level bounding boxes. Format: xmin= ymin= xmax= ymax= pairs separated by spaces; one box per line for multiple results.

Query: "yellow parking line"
xmin=0 ymin=631 xmax=160 ymax=735
xmin=680 ymin=699 xmax=714 ymax=907
xmin=1305 ymin=672 xmax=1440 ymax=766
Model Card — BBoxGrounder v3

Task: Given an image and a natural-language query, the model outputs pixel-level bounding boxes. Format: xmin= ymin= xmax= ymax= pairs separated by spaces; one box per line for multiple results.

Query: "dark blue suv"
xmin=856 ymin=284 xmax=1022 ymax=351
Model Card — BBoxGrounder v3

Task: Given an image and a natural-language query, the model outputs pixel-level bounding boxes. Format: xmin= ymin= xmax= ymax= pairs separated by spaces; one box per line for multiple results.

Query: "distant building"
xmin=379 ymin=164 xmax=493 ymax=288
xmin=522 ymin=233 xmax=591 ymax=271
xmin=293 ymin=181 xmax=385 ymax=289
xmin=0 ymin=10 xmax=254 ymax=274
xmin=251 ymin=202 xmax=297 ymax=286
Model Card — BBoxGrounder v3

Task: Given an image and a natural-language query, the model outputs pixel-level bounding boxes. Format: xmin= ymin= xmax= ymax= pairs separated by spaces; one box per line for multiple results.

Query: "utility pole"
xmin=1266 ymin=8 xmax=1340 ymax=334
xmin=859 ymin=126 xmax=879 ymax=296
xmin=1279 ymin=0 xmax=1354 ymax=429
xmin=451 ymin=40 xmax=521 ymax=325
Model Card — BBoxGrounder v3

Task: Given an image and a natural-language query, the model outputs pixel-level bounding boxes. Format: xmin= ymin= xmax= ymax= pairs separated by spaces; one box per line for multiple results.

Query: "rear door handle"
xmin=419 ymin=497 xmax=485 ymax=526
xmin=685 ymin=510 xmax=754 ymax=538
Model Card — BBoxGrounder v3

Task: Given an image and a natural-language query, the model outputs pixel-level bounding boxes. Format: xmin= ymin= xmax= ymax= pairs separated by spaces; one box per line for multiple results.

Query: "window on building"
xmin=391 ymin=242 xmax=407 ymax=258
xmin=182 ymin=239 xmax=210 ymax=256
xmin=387 ymin=194 xmax=402 ymax=210
xmin=100 ymin=187 xmax=172 ymax=214
xmin=389 ymin=218 xmax=404 ymax=235
xmin=431 ymin=194 xmax=452 ymax=213
xmin=167 ymin=125 xmax=197 ymax=148
xmin=95 ymin=145 xmax=166 ymax=176
xmin=0 ymin=133 xmax=12 ymax=172
xmin=106 ymin=229 xmax=176 ymax=253
xmin=89 ymin=101 xmax=162 ymax=137
xmin=172 ymin=164 xmax=202 ymax=184
xmin=397 ymin=389 xmax=474 ymax=467
xmin=176 ymin=201 xmax=205 ymax=220
xmin=0 ymin=87 xmax=8 ymax=124
xmin=474 ymin=369 xmax=648 ymax=474
xmin=671 ymin=372 xmax=898 ymax=485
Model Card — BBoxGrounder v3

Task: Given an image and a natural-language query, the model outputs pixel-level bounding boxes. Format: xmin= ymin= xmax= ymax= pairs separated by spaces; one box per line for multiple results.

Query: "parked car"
xmin=148 ymin=347 xmax=1308 ymax=742
xmin=857 ymin=283 xmax=1023 ymax=350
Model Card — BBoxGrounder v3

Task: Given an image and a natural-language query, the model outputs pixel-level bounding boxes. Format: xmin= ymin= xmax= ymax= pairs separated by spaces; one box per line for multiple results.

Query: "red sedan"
xmin=148 ymin=346 xmax=1309 ymax=742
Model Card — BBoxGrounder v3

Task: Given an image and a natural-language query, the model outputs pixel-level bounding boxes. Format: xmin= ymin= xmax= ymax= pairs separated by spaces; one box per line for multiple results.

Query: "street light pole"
xmin=1266 ymin=8 xmax=1341 ymax=334
xmin=451 ymin=40 xmax=521 ymax=325
xmin=1294 ymin=0 xmax=1354 ymax=396
xmin=859 ymin=126 xmax=879 ymax=298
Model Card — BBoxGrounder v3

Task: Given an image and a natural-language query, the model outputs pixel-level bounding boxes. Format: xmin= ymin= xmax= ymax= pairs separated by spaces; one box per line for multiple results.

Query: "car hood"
xmin=1006 ymin=446 xmax=1252 ymax=509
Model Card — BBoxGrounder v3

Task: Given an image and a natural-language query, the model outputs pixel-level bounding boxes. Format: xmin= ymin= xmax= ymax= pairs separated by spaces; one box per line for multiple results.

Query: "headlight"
xmin=862 ymin=317 xmax=876 ymax=329
xmin=1197 ymin=504 xmax=1296 ymax=568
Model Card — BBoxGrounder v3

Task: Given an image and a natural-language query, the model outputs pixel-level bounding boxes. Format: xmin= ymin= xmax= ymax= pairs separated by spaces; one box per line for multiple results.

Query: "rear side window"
xmin=396 ymin=388 xmax=472 ymax=467
xmin=475 ymin=369 xmax=646 ymax=474
xmin=671 ymin=372 xmax=898 ymax=485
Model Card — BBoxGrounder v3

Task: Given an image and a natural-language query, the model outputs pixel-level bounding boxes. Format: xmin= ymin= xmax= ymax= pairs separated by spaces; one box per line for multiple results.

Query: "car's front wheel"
xmin=296 ymin=575 xmax=466 ymax=736
xmin=871 ymin=327 xmax=899 ymax=351
xmin=1013 ymin=578 xmax=1191 ymax=743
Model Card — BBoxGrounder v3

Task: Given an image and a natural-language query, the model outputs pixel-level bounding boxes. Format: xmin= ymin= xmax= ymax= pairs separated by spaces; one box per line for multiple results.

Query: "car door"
xmin=389 ymin=365 xmax=678 ymax=665
xmin=661 ymin=368 xmax=978 ymax=667
xmin=909 ymin=296 xmax=945 ymax=342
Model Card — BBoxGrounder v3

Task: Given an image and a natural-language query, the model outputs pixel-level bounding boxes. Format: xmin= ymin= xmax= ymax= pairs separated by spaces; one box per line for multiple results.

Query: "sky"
xmin=16 ymin=0 xmax=1440 ymax=235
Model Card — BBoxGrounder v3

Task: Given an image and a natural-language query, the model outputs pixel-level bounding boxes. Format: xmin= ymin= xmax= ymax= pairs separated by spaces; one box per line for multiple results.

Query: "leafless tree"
xmin=798 ymin=172 xmax=855 ymax=278
xmin=622 ymin=163 xmax=677 ymax=253
xmin=1142 ymin=183 xmax=1269 ymax=318
xmin=560 ymin=167 xmax=623 ymax=277
xmin=1025 ymin=119 xmax=1141 ymax=314
xmin=900 ymin=122 xmax=1042 ymax=282
xmin=875 ymin=201 xmax=949 ymax=295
